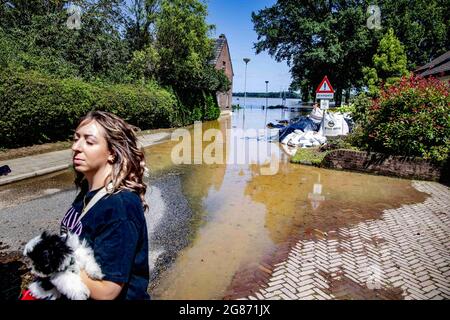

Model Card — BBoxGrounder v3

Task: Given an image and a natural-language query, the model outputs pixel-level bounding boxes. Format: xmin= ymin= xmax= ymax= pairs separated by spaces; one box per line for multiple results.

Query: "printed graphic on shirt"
xmin=60 ymin=206 xmax=82 ymax=235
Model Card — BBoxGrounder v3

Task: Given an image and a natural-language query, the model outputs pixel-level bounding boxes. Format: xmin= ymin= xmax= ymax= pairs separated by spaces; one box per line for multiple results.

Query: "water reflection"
xmin=151 ymin=109 xmax=428 ymax=299
xmin=0 ymin=170 xmax=75 ymax=208
xmin=308 ymin=173 xmax=325 ymax=210
xmin=245 ymin=163 xmax=427 ymax=245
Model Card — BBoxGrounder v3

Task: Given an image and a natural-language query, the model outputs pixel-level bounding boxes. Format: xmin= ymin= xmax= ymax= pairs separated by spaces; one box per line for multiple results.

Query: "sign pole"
xmin=320 ymin=100 xmax=325 ymax=135
xmin=316 ymin=76 xmax=335 ymax=137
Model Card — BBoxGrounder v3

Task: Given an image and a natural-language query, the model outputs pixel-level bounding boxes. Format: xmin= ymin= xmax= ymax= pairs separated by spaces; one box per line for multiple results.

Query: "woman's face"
xmin=72 ymin=119 xmax=112 ymax=176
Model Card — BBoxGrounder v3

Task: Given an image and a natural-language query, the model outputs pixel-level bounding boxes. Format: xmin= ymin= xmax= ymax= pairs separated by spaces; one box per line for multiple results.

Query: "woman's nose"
xmin=72 ymin=139 xmax=82 ymax=152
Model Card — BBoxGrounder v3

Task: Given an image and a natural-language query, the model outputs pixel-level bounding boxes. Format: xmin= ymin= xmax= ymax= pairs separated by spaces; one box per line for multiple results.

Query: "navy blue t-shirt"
xmin=61 ymin=188 xmax=150 ymax=300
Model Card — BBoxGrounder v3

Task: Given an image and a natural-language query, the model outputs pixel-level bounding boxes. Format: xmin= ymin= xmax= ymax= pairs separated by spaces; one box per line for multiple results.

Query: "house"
xmin=210 ymin=34 xmax=233 ymax=110
xmin=415 ymin=50 xmax=450 ymax=83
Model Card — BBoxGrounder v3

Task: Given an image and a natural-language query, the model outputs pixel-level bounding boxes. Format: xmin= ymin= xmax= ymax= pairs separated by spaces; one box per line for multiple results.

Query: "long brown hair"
xmin=74 ymin=111 xmax=149 ymax=212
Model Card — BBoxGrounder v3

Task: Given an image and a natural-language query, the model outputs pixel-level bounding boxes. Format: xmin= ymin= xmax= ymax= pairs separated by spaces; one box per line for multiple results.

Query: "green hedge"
xmin=202 ymin=91 xmax=221 ymax=121
xmin=0 ymin=69 xmax=182 ymax=148
xmin=173 ymin=89 xmax=221 ymax=123
xmin=351 ymin=75 xmax=450 ymax=163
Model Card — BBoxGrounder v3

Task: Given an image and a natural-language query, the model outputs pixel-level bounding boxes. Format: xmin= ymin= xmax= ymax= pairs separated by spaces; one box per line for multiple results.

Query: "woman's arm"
xmin=80 ymin=270 xmax=124 ymax=300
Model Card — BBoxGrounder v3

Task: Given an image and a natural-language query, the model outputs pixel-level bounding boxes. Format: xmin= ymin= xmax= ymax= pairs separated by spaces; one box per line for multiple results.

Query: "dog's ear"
xmin=41 ymin=231 xmax=50 ymax=240
xmin=23 ymin=234 xmax=43 ymax=257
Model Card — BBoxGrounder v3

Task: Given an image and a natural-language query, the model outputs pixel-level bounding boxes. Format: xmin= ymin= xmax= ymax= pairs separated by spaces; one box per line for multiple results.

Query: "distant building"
xmin=210 ymin=34 xmax=233 ymax=110
xmin=415 ymin=50 xmax=450 ymax=84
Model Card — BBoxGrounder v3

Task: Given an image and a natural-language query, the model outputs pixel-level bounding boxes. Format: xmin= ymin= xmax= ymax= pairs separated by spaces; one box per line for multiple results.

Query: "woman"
xmin=60 ymin=111 xmax=150 ymax=300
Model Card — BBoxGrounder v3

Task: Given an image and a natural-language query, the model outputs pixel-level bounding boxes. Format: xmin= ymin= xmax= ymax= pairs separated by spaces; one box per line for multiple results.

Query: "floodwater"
xmin=146 ymin=108 xmax=427 ymax=299
xmin=0 ymin=108 xmax=428 ymax=300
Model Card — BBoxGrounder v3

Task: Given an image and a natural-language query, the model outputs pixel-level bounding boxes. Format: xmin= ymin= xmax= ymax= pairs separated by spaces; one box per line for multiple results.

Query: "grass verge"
xmin=290 ymin=147 xmax=328 ymax=166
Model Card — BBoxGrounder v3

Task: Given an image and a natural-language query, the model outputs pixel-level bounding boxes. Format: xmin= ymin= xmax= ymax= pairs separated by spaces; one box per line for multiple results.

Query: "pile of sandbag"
xmin=281 ymin=130 xmax=327 ymax=148
xmin=276 ymin=107 xmax=353 ymax=152
xmin=318 ymin=112 xmax=349 ymax=136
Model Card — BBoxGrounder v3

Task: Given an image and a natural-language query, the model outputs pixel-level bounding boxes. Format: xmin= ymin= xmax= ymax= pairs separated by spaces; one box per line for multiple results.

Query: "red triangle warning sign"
xmin=316 ymin=76 xmax=334 ymax=93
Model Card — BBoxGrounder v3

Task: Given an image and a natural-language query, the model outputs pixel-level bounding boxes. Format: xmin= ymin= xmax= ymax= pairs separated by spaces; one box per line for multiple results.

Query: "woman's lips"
xmin=73 ymin=158 xmax=84 ymax=165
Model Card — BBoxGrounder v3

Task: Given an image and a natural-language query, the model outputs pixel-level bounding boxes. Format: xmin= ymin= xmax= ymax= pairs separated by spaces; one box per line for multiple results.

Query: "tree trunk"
xmin=345 ymin=88 xmax=351 ymax=104
xmin=335 ymin=87 xmax=342 ymax=107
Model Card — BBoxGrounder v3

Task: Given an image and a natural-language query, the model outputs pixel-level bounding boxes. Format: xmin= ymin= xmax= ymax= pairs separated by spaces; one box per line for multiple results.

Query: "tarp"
xmin=278 ymin=117 xmax=319 ymax=141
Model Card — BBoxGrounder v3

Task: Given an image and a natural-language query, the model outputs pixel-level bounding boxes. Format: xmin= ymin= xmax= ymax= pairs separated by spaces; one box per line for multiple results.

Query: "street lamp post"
xmin=243 ymin=58 xmax=250 ymax=109
xmin=265 ymin=81 xmax=269 ymax=110
xmin=243 ymin=58 xmax=250 ymax=128
xmin=264 ymin=80 xmax=269 ymax=126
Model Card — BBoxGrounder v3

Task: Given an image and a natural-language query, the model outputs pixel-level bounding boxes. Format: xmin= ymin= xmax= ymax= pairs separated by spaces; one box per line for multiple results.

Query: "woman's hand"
xmin=80 ymin=269 xmax=124 ymax=300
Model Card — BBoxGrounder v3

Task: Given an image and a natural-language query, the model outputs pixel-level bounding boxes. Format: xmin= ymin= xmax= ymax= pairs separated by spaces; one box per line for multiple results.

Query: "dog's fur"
xmin=23 ymin=231 xmax=103 ymax=300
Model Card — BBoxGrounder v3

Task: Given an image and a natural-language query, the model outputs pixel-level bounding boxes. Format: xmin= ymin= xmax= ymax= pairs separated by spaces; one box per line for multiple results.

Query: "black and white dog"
xmin=23 ymin=231 xmax=103 ymax=300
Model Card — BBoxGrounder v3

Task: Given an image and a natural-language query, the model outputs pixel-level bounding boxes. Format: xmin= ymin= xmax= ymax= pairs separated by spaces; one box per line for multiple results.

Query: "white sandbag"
xmin=282 ymin=128 xmax=327 ymax=148
xmin=342 ymin=117 xmax=349 ymax=135
xmin=309 ymin=107 xmax=323 ymax=124
xmin=281 ymin=132 xmax=296 ymax=144
xmin=280 ymin=143 xmax=298 ymax=156
xmin=302 ymin=130 xmax=315 ymax=140
xmin=322 ymin=112 xmax=349 ymax=136
xmin=310 ymin=135 xmax=321 ymax=144
xmin=300 ymin=141 xmax=313 ymax=148
xmin=287 ymin=133 xmax=304 ymax=147
xmin=316 ymin=135 xmax=327 ymax=144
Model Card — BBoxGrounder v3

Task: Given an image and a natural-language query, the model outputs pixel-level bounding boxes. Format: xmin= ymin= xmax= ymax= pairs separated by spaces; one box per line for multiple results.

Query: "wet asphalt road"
xmin=0 ymin=172 xmax=195 ymax=293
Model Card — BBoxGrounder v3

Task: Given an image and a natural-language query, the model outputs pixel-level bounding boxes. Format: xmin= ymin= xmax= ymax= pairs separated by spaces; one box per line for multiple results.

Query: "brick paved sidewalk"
xmin=0 ymin=132 xmax=171 ymax=186
xmin=242 ymin=181 xmax=450 ymax=300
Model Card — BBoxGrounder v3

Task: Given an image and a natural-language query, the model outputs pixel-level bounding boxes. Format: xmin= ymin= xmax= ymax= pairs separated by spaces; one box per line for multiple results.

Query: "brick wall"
xmin=215 ymin=41 xmax=233 ymax=109
xmin=216 ymin=90 xmax=232 ymax=110
xmin=322 ymin=149 xmax=447 ymax=182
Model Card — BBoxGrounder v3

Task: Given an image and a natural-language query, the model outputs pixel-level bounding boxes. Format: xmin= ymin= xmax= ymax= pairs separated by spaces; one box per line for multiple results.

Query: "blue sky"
xmin=205 ymin=0 xmax=292 ymax=93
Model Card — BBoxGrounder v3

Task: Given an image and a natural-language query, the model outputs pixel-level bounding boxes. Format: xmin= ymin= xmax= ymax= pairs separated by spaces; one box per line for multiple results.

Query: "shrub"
xmin=359 ymin=75 xmax=449 ymax=163
xmin=173 ymin=89 xmax=221 ymax=124
xmin=0 ymin=69 xmax=180 ymax=148
xmin=202 ymin=91 xmax=221 ymax=121
xmin=319 ymin=137 xmax=359 ymax=152
xmin=330 ymin=104 xmax=356 ymax=115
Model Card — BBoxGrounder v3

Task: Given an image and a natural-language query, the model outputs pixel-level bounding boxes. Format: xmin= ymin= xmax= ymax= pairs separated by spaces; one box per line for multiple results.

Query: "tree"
xmin=127 ymin=44 xmax=160 ymax=82
xmin=1 ymin=0 xmax=227 ymax=123
xmin=124 ymin=0 xmax=160 ymax=52
xmin=252 ymin=0 xmax=378 ymax=106
xmin=381 ymin=0 xmax=449 ymax=69
xmin=0 ymin=0 xmax=65 ymax=29
xmin=154 ymin=0 xmax=215 ymax=89
xmin=0 ymin=0 xmax=131 ymax=82
xmin=252 ymin=0 xmax=449 ymax=104
xmin=363 ymin=28 xmax=409 ymax=95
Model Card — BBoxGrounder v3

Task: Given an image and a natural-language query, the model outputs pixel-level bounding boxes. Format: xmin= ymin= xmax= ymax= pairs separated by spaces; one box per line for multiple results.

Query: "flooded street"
xmin=0 ymin=108 xmax=429 ymax=300
xmin=144 ymin=109 xmax=427 ymax=299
